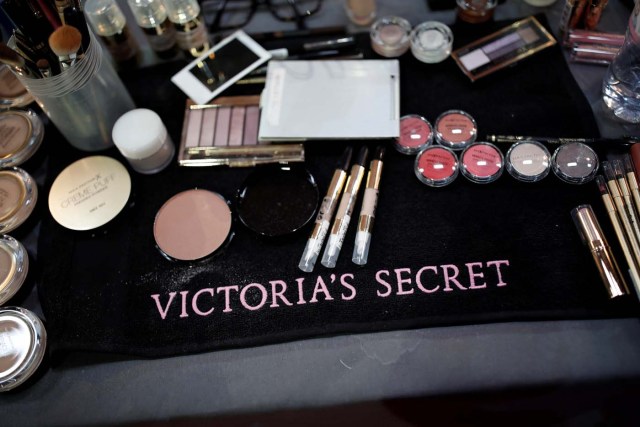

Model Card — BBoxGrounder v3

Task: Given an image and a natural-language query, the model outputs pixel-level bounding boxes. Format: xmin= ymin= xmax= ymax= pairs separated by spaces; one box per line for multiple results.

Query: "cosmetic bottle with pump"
xmin=162 ymin=0 xmax=209 ymax=57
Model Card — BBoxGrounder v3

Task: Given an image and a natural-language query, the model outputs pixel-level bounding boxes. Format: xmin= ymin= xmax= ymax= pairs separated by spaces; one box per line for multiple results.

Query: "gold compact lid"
xmin=0 ymin=236 xmax=28 ymax=306
xmin=0 ymin=307 xmax=46 ymax=392
xmin=0 ymin=110 xmax=44 ymax=167
xmin=0 ymin=168 xmax=37 ymax=234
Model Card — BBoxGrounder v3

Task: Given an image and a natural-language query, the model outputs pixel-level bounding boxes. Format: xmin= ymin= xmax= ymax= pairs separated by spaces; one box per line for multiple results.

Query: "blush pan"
xmin=414 ymin=146 xmax=459 ymax=187
xmin=460 ymin=142 xmax=504 ymax=184
xmin=434 ymin=110 xmax=477 ymax=151
xmin=154 ymin=189 xmax=233 ymax=261
xmin=394 ymin=115 xmax=433 ymax=155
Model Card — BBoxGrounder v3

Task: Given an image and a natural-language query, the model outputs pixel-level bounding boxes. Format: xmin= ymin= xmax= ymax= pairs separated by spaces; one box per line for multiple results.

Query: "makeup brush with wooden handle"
xmin=48 ymin=24 xmax=83 ymax=69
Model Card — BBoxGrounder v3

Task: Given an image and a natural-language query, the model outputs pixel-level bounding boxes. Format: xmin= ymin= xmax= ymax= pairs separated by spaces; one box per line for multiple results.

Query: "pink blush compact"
xmin=434 ymin=110 xmax=477 ymax=150
xmin=414 ymin=146 xmax=459 ymax=187
xmin=394 ymin=115 xmax=433 ymax=154
xmin=460 ymin=142 xmax=504 ymax=184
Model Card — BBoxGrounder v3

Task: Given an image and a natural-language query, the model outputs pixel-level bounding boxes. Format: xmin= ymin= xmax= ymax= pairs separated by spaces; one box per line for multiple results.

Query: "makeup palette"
xmin=154 ymin=189 xmax=233 ymax=261
xmin=551 ymin=142 xmax=599 ymax=184
xmin=434 ymin=110 xmax=477 ymax=151
xmin=178 ymin=96 xmax=304 ymax=167
xmin=414 ymin=146 xmax=459 ymax=187
xmin=460 ymin=142 xmax=504 ymax=184
xmin=394 ymin=115 xmax=433 ymax=155
xmin=505 ymin=140 xmax=551 ymax=182
xmin=237 ymin=165 xmax=319 ymax=238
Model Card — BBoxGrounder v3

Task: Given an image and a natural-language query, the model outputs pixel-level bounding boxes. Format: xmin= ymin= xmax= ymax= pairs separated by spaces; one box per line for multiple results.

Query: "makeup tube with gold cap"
xmin=596 ymin=175 xmax=640 ymax=295
xmin=353 ymin=146 xmax=385 ymax=265
xmin=602 ymin=161 xmax=640 ymax=266
xmin=298 ymin=146 xmax=353 ymax=273
xmin=321 ymin=146 xmax=368 ymax=268
xmin=571 ymin=204 xmax=629 ymax=299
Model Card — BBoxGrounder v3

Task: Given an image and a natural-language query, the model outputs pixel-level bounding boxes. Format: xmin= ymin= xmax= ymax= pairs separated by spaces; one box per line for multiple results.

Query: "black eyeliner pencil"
xmin=486 ymin=134 xmax=638 ymax=145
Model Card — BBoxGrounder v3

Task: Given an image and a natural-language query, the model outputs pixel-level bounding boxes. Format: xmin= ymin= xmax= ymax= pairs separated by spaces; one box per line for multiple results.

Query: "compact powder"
xmin=551 ymin=142 xmax=599 ymax=184
xmin=370 ymin=16 xmax=412 ymax=58
xmin=154 ymin=189 xmax=233 ymax=261
xmin=434 ymin=110 xmax=477 ymax=150
xmin=0 ymin=168 xmax=37 ymax=233
xmin=0 ymin=66 xmax=33 ymax=108
xmin=414 ymin=146 xmax=459 ymax=187
xmin=0 ymin=307 xmax=46 ymax=392
xmin=48 ymin=156 xmax=131 ymax=231
xmin=394 ymin=115 xmax=433 ymax=155
xmin=506 ymin=140 xmax=550 ymax=182
xmin=236 ymin=165 xmax=319 ymax=237
xmin=0 ymin=110 xmax=45 ymax=167
xmin=460 ymin=143 xmax=504 ymax=184
xmin=0 ymin=236 xmax=28 ymax=306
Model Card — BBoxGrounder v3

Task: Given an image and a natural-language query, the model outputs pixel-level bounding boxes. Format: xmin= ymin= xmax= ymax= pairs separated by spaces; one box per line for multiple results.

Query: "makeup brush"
xmin=0 ymin=43 xmax=38 ymax=77
xmin=37 ymin=59 xmax=52 ymax=78
xmin=48 ymin=25 xmax=83 ymax=69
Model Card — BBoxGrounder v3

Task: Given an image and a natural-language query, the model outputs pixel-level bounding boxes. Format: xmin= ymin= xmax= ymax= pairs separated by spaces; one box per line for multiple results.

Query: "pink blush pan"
xmin=460 ymin=143 xmax=504 ymax=184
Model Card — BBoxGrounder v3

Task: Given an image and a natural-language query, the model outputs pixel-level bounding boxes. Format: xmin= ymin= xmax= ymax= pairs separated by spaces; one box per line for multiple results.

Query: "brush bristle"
xmin=48 ymin=25 xmax=82 ymax=57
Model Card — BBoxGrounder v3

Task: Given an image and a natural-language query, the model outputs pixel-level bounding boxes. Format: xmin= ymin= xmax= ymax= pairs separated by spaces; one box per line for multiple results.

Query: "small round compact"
xmin=394 ymin=115 xmax=433 ymax=155
xmin=0 ymin=167 xmax=38 ymax=234
xmin=154 ymin=189 xmax=233 ymax=261
xmin=434 ymin=110 xmax=477 ymax=151
xmin=460 ymin=142 xmax=504 ymax=184
xmin=0 ymin=236 xmax=29 ymax=306
xmin=237 ymin=165 xmax=319 ymax=238
xmin=0 ymin=109 xmax=45 ymax=167
xmin=551 ymin=142 xmax=599 ymax=184
xmin=505 ymin=140 xmax=551 ymax=183
xmin=0 ymin=307 xmax=47 ymax=392
xmin=414 ymin=146 xmax=459 ymax=187
xmin=0 ymin=65 xmax=34 ymax=109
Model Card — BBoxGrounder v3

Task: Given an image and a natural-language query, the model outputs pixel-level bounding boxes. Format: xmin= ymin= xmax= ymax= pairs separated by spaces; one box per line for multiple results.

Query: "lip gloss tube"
xmin=352 ymin=146 xmax=385 ymax=265
xmin=596 ymin=175 xmax=640 ymax=293
xmin=565 ymin=29 xmax=625 ymax=47
xmin=321 ymin=146 xmax=368 ymax=268
xmin=298 ymin=146 xmax=353 ymax=273
xmin=571 ymin=204 xmax=629 ymax=299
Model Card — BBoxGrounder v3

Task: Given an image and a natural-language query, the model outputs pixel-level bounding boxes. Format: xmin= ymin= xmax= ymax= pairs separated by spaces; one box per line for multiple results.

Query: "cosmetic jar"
xmin=456 ymin=0 xmax=497 ymax=24
xmin=551 ymin=142 xmax=599 ymax=184
xmin=370 ymin=16 xmax=412 ymax=58
xmin=112 ymin=109 xmax=175 ymax=174
xmin=414 ymin=146 xmax=459 ymax=187
xmin=394 ymin=115 xmax=433 ymax=155
xmin=84 ymin=0 xmax=138 ymax=62
xmin=0 ymin=307 xmax=47 ymax=392
xmin=345 ymin=0 xmax=377 ymax=26
xmin=154 ymin=189 xmax=233 ymax=261
xmin=0 ymin=65 xmax=33 ymax=109
xmin=0 ymin=167 xmax=37 ymax=234
xmin=0 ymin=236 xmax=28 ymax=306
xmin=410 ymin=21 xmax=454 ymax=63
xmin=236 ymin=165 xmax=319 ymax=238
xmin=505 ymin=140 xmax=551 ymax=182
xmin=434 ymin=110 xmax=477 ymax=150
xmin=48 ymin=156 xmax=131 ymax=231
xmin=460 ymin=142 xmax=504 ymax=184
xmin=0 ymin=109 xmax=44 ymax=167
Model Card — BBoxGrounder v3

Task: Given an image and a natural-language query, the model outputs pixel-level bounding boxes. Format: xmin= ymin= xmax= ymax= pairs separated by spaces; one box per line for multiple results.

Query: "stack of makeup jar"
xmin=0 ymin=73 xmax=48 ymax=392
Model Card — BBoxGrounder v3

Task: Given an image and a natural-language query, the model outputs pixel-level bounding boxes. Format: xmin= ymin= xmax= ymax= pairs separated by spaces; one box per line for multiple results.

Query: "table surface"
xmin=1 ymin=0 xmax=640 ymax=425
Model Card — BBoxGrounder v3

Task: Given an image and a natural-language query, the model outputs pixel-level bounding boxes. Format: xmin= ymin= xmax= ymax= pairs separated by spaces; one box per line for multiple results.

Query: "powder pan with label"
xmin=394 ymin=115 xmax=433 ymax=155
xmin=0 ymin=65 xmax=34 ymax=109
xmin=0 ymin=167 xmax=37 ymax=234
xmin=154 ymin=189 xmax=233 ymax=261
xmin=414 ymin=146 xmax=459 ymax=187
xmin=434 ymin=110 xmax=477 ymax=151
xmin=460 ymin=142 xmax=504 ymax=184
xmin=0 ymin=307 xmax=47 ymax=392
xmin=236 ymin=165 xmax=319 ymax=238
xmin=0 ymin=236 xmax=28 ymax=306
xmin=0 ymin=110 xmax=45 ymax=167
xmin=48 ymin=156 xmax=131 ymax=231
xmin=551 ymin=142 xmax=599 ymax=184
xmin=505 ymin=140 xmax=551 ymax=182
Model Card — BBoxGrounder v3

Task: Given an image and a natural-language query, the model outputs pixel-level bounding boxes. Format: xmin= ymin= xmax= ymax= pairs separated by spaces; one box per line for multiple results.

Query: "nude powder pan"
xmin=154 ymin=189 xmax=233 ymax=261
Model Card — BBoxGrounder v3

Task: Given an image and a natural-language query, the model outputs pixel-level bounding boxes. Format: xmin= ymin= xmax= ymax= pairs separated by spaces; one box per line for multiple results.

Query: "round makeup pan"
xmin=414 ymin=146 xmax=459 ymax=187
xmin=551 ymin=142 xmax=599 ymax=184
xmin=154 ymin=189 xmax=233 ymax=261
xmin=237 ymin=165 xmax=319 ymax=238
xmin=0 ymin=167 xmax=37 ymax=234
xmin=394 ymin=115 xmax=433 ymax=155
xmin=0 ymin=236 xmax=29 ymax=306
xmin=505 ymin=140 xmax=551 ymax=182
xmin=434 ymin=110 xmax=477 ymax=151
xmin=0 ymin=110 xmax=45 ymax=167
xmin=460 ymin=142 xmax=504 ymax=184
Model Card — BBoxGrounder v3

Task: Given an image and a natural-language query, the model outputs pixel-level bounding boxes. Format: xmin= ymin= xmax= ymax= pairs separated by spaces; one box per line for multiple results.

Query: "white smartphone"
xmin=171 ymin=30 xmax=272 ymax=105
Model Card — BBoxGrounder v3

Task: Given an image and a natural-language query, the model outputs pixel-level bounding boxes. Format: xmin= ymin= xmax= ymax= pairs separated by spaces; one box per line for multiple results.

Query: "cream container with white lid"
xmin=0 ymin=306 xmax=47 ymax=392
xmin=112 ymin=108 xmax=175 ymax=174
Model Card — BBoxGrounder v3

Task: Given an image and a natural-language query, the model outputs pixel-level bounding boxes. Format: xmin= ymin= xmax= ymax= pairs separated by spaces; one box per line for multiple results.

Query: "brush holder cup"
xmin=12 ymin=32 xmax=135 ymax=151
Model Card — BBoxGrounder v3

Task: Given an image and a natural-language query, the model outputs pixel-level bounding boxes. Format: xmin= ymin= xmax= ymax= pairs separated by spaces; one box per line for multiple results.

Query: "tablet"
xmin=171 ymin=30 xmax=272 ymax=104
